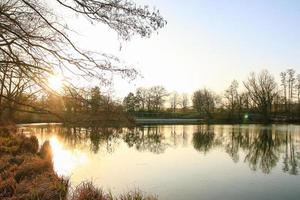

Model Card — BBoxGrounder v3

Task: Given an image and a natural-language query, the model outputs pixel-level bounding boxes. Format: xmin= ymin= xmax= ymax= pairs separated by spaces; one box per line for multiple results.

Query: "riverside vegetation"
xmin=123 ymin=69 xmax=300 ymax=124
xmin=0 ymin=126 xmax=158 ymax=200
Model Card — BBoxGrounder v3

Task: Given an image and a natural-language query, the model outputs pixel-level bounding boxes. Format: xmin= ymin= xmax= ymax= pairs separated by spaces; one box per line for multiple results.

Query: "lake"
xmin=18 ymin=124 xmax=300 ymax=200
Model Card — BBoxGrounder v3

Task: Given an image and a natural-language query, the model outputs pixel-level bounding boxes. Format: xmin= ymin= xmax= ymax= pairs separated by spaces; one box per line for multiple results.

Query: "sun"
xmin=48 ymin=75 xmax=63 ymax=91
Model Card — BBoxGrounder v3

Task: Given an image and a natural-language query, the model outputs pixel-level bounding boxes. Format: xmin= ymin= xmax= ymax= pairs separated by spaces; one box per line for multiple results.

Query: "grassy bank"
xmin=131 ymin=111 xmax=300 ymax=125
xmin=0 ymin=126 xmax=157 ymax=200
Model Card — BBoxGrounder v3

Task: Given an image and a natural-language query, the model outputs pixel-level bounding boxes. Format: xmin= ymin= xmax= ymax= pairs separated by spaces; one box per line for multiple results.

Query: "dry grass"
xmin=70 ymin=182 xmax=158 ymax=200
xmin=0 ymin=127 xmax=68 ymax=200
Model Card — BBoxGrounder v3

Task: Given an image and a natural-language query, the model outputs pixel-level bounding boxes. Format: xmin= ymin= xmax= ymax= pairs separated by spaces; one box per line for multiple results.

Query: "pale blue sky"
xmin=58 ymin=0 xmax=300 ymax=97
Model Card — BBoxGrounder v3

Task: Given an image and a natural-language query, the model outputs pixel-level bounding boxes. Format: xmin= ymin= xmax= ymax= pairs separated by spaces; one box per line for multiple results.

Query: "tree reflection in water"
xmin=192 ymin=125 xmax=215 ymax=154
xmin=244 ymin=128 xmax=281 ymax=174
xmin=19 ymin=124 xmax=300 ymax=175
xmin=191 ymin=125 xmax=300 ymax=174
xmin=282 ymin=126 xmax=299 ymax=175
xmin=123 ymin=126 xmax=167 ymax=154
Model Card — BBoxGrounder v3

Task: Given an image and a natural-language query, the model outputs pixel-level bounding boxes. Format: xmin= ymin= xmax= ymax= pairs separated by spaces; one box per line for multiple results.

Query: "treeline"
xmin=0 ymin=77 xmax=130 ymax=125
xmin=123 ymin=69 xmax=300 ymax=123
xmin=123 ymin=86 xmax=189 ymax=112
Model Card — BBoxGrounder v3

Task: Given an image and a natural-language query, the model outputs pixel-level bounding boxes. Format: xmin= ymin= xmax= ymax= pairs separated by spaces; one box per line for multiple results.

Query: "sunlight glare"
xmin=50 ymin=136 xmax=88 ymax=176
xmin=48 ymin=75 xmax=63 ymax=91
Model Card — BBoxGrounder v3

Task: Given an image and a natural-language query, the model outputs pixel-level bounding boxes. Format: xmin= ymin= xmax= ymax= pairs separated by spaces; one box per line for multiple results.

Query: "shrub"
xmin=14 ymin=158 xmax=52 ymax=182
xmin=119 ymin=190 xmax=158 ymax=200
xmin=18 ymin=136 xmax=39 ymax=154
xmin=15 ymin=173 xmax=69 ymax=200
xmin=70 ymin=182 xmax=158 ymax=200
xmin=39 ymin=141 xmax=53 ymax=161
xmin=70 ymin=182 xmax=108 ymax=200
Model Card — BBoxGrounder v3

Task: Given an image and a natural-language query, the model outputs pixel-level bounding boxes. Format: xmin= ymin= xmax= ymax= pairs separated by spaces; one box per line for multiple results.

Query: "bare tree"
xmin=192 ymin=88 xmax=216 ymax=119
xmin=180 ymin=93 xmax=189 ymax=111
xmin=280 ymin=71 xmax=288 ymax=112
xmin=224 ymin=80 xmax=239 ymax=119
xmin=0 ymin=63 xmax=38 ymax=120
xmin=149 ymin=86 xmax=168 ymax=111
xmin=243 ymin=70 xmax=278 ymax=122
xmin=239 ymin=92 xmax=251 ymax=112
xmin=123 ymin=92 xmax=136 ymax=112
xmin=0 ymin=0 xmax=166 ymax=118
xmin=287 ymin=69 xmax=296 ymax=114
xmin=169 ymin=92 xmax=179 ymax=112
xmin=135 ymin=87 xmax=148 ymax=111
xmin=296 ymin=74 xmax=300 ymax=116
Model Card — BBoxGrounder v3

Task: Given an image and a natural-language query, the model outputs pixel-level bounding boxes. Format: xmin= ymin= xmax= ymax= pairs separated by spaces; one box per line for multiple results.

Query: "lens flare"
xmin=48 ymin=75 xmax=63 ymax=91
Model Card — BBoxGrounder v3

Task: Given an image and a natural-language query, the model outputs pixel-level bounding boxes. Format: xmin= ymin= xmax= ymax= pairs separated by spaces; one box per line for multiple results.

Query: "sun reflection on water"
xmin=49 ymin=136 xmax=88 ymax=176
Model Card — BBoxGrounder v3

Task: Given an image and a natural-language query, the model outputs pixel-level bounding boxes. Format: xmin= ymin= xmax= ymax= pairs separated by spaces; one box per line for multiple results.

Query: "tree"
xmin=243 ymin=70 xmax=278 ymax=122
xmin=149 ymin=86 xmax=168 ymax=111
xmin=280 ymin=71 xmax=288 ymax=112
xmin=239 ymin=92 xmax=251 ymax=112
xmin=0 ymin=0 xmax=166 ymax=119
xmin=135 ymin=87 xmax=148 ymax=111
xmin=0 ymin=63 xmax=37 ymax=120
xmin=123 ymin=92 xmax=136 ymax=112
xmin=192 ymin=88 xmax=216 ymax=119
xmin=169 ymin=92 xmax=179 ymax=112
xmin=287 ymin=69 xmax=296 ymax=103
xmin=287 ymin=69 xmax=296 ymax=115
xmin=90 ymin=87 xmax=102 ymax=114
xmin=296 ymin=74 xmax=300 ymax=116
xmin=224 ymin=80 xmax=239 ymax=119
xmin=180 ymin=93 xmax=189 ymax=111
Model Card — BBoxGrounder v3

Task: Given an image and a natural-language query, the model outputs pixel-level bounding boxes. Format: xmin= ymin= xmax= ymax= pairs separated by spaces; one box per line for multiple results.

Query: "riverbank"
xmin=134 ymin=118 xmax=300 ymax=125
xmin=135 ymin=118 xmax=203 ymax=125
xmin=131 ymin=111 xmax=300 ymax=125
xmin=0 ymin=126 xmax=157 ymax=200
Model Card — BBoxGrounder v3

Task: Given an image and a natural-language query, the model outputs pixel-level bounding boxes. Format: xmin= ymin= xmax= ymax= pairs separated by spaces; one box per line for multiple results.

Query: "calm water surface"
xmin=18 ymin=124 xmax=300 ymax=200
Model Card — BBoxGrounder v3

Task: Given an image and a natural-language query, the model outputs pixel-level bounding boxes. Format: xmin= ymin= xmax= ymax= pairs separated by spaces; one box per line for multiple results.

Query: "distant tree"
xmin=90 ymin=87 xmax=102 ymax=114
xmin=135 ymin=87 xmax=148 ymax=111
xmin=149 ymin=86 xmax=168 ymax=111
xmin=296 ymin=74 xmax=300 ymax=116
xmin=243 ymin=70 xmax=278 ymax=122
xmin=180 ymin=93 xmax=189 ymax=111
xmin=123 ymin=92 xmax=136 ymax=112
xmin=63 ymin=88 xmax=82 ymax=119
xmin=224 ymin=80 xmax=239 ymax=119
xmin=287 ymin=69 xmax=296 ymax=102
xmin=169 ymin=92 xmax=179 ymax=112
xmin=239 ymin=92 xmax=251 ymax=112
xmin=192 ymin=88 xmax=216 ymax=119
xmin=280 ymin=71 xmax=288 ymax=112
xmin=287 ymin=69 xmax=296 ymax=115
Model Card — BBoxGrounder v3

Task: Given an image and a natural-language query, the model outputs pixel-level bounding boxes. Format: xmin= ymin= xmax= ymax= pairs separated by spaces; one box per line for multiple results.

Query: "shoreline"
xmin=13 ymin=120 xmax=300 ymax=127
xmin=0 ymin=127 xmax=158 ymax=200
